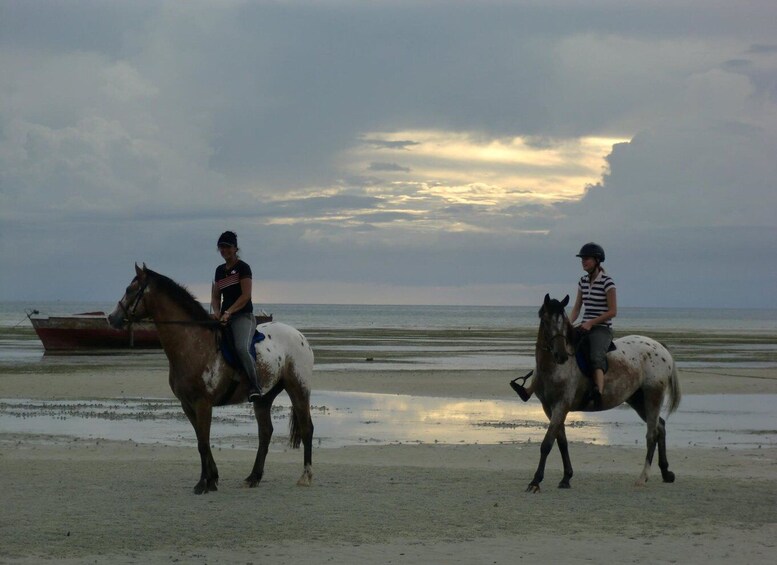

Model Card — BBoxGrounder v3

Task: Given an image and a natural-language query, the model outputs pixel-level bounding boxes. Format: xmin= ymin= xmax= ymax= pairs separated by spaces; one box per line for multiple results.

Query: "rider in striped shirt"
xmin=569 ymin=243 xmax=617 ymax=407
xmin=512 ymin=243 xmax=617 ymax=408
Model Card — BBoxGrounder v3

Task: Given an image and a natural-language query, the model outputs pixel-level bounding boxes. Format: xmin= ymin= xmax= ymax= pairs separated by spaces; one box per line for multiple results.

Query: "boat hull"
xmin=28 ymin=312 xmax=273 ymax=351
xmin=29 ymin=314 xmax=160 ymax=351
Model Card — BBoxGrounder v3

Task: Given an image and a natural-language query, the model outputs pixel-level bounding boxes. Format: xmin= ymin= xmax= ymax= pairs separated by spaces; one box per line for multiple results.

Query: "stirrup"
xmin=509 ymin=370 xmax=533 ymax=401
xmin=510 ymin=382 xmax=531 ymax=402
xmin=248 ymin=389 xmax=262 ymax=403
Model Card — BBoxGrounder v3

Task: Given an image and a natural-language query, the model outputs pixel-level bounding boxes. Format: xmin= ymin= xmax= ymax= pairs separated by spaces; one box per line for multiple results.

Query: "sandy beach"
xmin=1 ymin=366 xmax=776 ymax=564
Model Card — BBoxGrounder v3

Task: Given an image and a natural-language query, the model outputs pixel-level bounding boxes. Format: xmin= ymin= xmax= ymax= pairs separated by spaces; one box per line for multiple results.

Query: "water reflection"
xmin=1 ymin=393 xmax=773 ymax=451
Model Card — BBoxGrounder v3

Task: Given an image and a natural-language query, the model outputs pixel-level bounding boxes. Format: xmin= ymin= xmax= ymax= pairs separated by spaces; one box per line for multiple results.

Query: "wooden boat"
xmin=27 ymin=310 xmax=159 ymax=351
xmin=27 ymin=310 xmax=273 ymax=352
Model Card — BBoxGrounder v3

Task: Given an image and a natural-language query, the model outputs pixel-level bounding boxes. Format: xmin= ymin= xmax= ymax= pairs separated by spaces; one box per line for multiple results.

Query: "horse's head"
xmin=108 ymin=264 xmax=151 ymax=329
xmin=538 ymin=293 xmax=573 ymax=364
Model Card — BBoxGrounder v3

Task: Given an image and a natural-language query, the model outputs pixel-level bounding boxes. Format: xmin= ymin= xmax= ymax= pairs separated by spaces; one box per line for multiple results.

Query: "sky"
xmin=1 ymin=0 xmax=776 ymax=308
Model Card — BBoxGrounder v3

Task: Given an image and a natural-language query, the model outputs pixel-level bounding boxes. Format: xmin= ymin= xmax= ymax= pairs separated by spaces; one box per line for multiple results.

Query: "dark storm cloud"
xmin=1 ymin=1 xmax=776 ymax=306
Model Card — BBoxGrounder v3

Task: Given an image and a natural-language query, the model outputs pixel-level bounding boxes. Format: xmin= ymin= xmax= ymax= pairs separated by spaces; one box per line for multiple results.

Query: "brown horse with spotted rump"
xmin=109 ymin=264 xmax=314 ymax=494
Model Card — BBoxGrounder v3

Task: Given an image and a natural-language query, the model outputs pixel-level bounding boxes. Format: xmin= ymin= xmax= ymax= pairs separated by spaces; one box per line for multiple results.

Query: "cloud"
xmin=1 ymin=1 xmax=776 ymax=307
xmin=748 ymin=44 xmax=777 ymax=54
xmin=362 ymin=139 xmax=421 ymax=151
xmin=368 ymin=162 xmax=411 ymax=173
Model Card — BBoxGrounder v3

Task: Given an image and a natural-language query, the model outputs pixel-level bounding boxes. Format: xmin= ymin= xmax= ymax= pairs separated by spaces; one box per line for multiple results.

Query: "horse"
xmin=525 ymin=294 xmax=681 ymax=493
xmin=108 ymin=264 xmax=314 ymax=494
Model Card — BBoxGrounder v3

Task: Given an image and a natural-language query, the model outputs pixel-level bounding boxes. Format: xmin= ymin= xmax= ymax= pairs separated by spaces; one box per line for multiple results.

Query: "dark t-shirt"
xmin=214 ymin=260 xmax=253 ymax=315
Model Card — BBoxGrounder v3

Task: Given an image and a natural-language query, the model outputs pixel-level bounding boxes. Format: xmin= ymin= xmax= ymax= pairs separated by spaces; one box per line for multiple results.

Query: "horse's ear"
xmin=561 ymin=295 xmax=569 ymax=307
xmin=135 ymin=263 xmax=147 ymax=283
xmin=539 ymin=293 xmax=550 ymax=317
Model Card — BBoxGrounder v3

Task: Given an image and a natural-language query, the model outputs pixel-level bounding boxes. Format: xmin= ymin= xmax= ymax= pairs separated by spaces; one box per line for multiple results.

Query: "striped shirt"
xmin=579 ymin=272 xmax=615 ymax=327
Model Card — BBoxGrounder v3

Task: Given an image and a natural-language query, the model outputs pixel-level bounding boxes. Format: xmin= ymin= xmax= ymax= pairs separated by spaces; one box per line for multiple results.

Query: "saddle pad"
xmin=221 ymin=330 xmax=265 ymax=370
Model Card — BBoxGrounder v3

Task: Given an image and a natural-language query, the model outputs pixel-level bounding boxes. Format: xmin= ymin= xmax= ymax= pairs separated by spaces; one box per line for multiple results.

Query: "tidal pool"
xmin=1 ymin=393 xmax=773 ymax=451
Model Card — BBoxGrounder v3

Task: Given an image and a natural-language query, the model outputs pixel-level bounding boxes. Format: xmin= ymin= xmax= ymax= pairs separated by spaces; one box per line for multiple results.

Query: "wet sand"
xmin=3 ymin=365 xmax=777 ymax=400
xmin=1 ymin=366 xmax=776 ymax=564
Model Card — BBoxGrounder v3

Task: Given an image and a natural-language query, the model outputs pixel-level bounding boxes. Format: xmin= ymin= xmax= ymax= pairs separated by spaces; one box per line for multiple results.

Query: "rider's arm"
xmin=210 ymin=282 xmax=221 ymax=318
xmin=225 ymin=278 xmax=253 ymax=315
xmin=569 ymin=288 xmax=583 ymax=324
xmin=582 ymin=287 xmax=617 ymax=329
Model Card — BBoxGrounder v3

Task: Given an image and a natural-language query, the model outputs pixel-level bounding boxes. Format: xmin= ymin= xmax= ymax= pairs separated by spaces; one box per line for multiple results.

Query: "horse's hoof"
xmin=193 ymin=482 xmax=208 ymax=495
xmin=558 ymin=481 xmax=571 ymax=489
xmin=662 ymin=471 xmax=675 ymax=483
xmin=526 ymin=483 xmax=541 ymax=493
xmin=297 ymin=473 xmax=313 ymax=487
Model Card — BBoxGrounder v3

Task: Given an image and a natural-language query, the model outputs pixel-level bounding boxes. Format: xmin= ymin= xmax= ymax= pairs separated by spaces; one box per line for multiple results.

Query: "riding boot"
xmin=246 ymin=373 xmax=262 ymax=403
xmin=591 ymin=386 xmax=602 ymax=410
xmin=510 ymin=382 xmax=531 ymax=402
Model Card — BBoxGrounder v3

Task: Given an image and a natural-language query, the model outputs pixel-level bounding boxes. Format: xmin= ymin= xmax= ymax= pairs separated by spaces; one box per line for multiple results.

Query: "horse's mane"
xmin=145 ymin=269 xmax=212 ymax=322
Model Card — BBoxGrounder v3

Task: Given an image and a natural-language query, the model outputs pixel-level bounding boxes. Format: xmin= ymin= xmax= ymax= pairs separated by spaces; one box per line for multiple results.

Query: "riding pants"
xmin=588 ymin=325 xmax=613 ymax=372
xmin=230 ymin=312 xmax=260 ymax=390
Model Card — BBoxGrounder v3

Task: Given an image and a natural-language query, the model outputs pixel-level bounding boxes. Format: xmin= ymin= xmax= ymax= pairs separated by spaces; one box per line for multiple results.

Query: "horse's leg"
xmin=181 ymin=399 xmax=218 ymax=494
xmin=657 ymin=417 xmax=675 ymax=483
xmin=286 ymin=381 xmax=314 ymax=486
xmin=527 ymin=408 xmax=567 ymax=493
xmin=635 ymin=389 xmax=663 ymax=487
xmin=245 ymin=387 xmax=282 ymax=488
xmin=556 ymin=423 xmax=574 ymax=489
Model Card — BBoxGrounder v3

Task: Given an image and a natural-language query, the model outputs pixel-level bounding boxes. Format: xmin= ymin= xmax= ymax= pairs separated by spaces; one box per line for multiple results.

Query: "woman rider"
xmin=513 ymin=242 xmax=617 ymax=408
xmin=569 ymin=242 xmax=617 ymax=407
xmin=211 ymin=231 xmax=262 ymax=402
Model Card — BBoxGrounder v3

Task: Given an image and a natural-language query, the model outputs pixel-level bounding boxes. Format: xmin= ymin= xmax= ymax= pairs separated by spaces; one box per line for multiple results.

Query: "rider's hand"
xmin=580 ymin=321 xmax=593 ymax=332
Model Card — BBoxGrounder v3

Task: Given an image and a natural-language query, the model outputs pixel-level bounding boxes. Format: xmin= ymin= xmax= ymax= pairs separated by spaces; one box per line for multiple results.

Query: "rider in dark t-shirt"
xmin=210 ymin=231 xmax=262 ymax=402
xmin=214 ymin=260 xmax=253 ymax=316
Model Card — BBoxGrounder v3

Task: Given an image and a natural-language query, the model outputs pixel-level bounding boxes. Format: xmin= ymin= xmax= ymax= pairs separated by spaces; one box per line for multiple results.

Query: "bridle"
xmin=540 ymin=311 xmax=570 ymax=354
xmin=116 ymin=279 xmax=149 ymax=324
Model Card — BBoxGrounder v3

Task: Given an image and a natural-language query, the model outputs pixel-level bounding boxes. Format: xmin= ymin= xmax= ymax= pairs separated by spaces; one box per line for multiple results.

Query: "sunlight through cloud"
xmin=348 ymin=129 xmax=627 ymax=206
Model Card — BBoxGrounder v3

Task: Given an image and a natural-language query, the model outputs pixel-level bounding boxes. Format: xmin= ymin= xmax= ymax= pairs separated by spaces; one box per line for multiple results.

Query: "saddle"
xmin=573 ymin=328 xmax=616 ymax=379
xmin=219 ymin=325 xmax=265 ymax=371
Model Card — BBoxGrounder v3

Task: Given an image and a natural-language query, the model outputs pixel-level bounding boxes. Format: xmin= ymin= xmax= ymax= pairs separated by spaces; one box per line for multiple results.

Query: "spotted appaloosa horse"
xmin=526 ymin=294 xmax=681 ymax=492
xmin=108 ymin=264 xmax=314 ymax=494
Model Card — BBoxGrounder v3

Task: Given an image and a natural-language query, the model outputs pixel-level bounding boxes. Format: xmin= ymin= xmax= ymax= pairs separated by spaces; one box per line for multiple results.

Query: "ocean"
xmin=3 ymin=300 xmax=776 ymax=331
xmin=1 ymin=301 xmax=775 ymax=370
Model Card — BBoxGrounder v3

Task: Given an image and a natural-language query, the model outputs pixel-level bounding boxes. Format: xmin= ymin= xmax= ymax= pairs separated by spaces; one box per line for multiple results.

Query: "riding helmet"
xmin=576 ymin=242 xmax=605 ymax=262
xmin=217 ymin=231 xmax=238 ymax=248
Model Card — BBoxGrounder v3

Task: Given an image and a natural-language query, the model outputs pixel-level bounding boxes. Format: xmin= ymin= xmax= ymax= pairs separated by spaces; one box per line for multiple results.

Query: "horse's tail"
xmin=289 ymin=407 xmax=303 ymax=449
xmin=665 ymin=355 xmax=682 ymax=415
